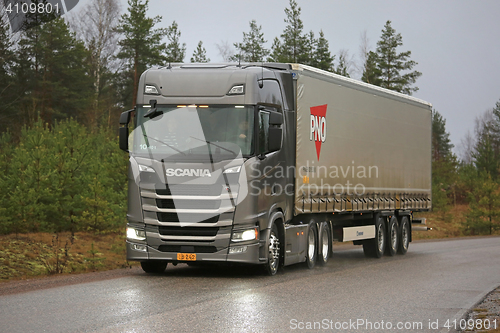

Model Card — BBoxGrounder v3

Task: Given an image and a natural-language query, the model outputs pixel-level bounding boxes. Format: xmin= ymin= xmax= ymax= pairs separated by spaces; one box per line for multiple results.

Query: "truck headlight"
xmin=138 ymin=165 xmax=155 ymax=173
xmin=127 ymin=227 xmax=146 ymax=241
xmin=232 ymin=228 xmax=258 ymax=242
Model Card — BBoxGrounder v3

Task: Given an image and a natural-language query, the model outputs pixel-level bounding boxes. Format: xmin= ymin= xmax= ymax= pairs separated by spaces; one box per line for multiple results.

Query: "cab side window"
xmin=258 ymin=111 xmax=270 ymax=154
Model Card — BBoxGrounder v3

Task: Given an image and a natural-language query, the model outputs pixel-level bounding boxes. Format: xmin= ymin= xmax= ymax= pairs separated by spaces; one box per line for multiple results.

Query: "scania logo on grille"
xmin=165 ymin=168 xmax=212 ymax=177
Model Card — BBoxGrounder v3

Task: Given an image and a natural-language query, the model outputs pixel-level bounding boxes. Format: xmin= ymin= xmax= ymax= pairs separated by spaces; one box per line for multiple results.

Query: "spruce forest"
xmin=0 ymin=0 xmax=499 ymax=238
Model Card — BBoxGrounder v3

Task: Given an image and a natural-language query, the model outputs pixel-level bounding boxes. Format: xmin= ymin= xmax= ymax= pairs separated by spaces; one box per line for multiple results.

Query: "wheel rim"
xmin=390 ymin=223 xmax=397 ymax=250
xmin=377 ymin=223 xmax=384 ymax=253
xmin=402 ymin=222 xmax=409 ymax=250
xmin=321 ymin=227 xmax=329 ymax=261
xmin=268 ymin=231 xmax=280 ymax=272
xmin=308 ymin=230 xmax=315 ymax=261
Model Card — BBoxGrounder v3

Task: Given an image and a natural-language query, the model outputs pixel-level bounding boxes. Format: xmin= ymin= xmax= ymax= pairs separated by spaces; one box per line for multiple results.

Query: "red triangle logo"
xmin=310 ymin=105 xmax=327 ymax=161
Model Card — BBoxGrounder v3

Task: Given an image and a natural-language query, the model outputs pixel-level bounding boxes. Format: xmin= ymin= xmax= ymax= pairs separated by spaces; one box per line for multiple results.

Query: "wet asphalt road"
xmin=0 ymin=237 xmax=499 ymax=333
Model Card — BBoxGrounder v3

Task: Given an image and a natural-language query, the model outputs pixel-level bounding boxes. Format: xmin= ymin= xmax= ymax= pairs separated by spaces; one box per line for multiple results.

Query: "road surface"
xmin=0 ymin=237 xmax=499 ymax=333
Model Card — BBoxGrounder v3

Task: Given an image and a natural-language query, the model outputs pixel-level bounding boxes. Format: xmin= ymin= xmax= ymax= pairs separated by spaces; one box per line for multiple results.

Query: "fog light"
xmin=132 ymin=244 xmax=147 ymax=252
xmin=229 ymin=246 xmax=248 ymax=254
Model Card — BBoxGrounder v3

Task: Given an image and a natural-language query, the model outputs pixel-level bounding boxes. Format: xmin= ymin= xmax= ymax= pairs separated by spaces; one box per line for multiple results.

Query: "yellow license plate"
xmin=177 ymin=253 xmax=196 ymax=261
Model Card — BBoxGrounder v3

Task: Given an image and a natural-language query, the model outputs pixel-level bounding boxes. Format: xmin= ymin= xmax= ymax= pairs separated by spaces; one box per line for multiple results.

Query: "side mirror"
xmin=119 ymin=127 xmax=129 ymax=151
xmin=269 ymin=111 xmax=283 ymax=125
xmin=119 ymin=109 xmax=134 ymax=151
xmin=268 ymin=128 xmax=282 ymax=152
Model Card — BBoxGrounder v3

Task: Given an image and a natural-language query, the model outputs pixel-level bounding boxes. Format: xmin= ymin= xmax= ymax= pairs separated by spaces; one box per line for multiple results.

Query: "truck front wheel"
xmin=140 ymin=261 xmax=167 ymax=273
xmin=263 ymin=222 xmax=281 ymax=276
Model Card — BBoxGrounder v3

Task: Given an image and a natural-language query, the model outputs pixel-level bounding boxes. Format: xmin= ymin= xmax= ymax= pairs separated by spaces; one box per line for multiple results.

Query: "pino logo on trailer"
xmin=3 ymin=0 xmax=80 ymax=33
xmin=310 ymin=104 xmax=327 ymax=161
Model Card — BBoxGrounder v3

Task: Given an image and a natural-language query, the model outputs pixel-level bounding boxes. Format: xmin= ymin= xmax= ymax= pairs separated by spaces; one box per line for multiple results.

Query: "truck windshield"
xmin=131 ymin=105 xmax=254 ymax=160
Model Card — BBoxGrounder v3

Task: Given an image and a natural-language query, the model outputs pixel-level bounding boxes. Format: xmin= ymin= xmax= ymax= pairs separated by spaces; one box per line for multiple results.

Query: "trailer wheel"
xmin=305 ymin=223 xmax=318 ymax=269
xmin=140 ymin=261 xmax=167 ymax=273
xmin=363 ymin=214 xmax=386 ymax=258
xmin=398 ymin=216 xmax=410 ymax=255
xmin=386 ymin=216 xmax=399 ymax=256
xmin=263 ymin=222 xmax=281 ymax=276
xmin=318 ymin=222 xmax=331 ymax=266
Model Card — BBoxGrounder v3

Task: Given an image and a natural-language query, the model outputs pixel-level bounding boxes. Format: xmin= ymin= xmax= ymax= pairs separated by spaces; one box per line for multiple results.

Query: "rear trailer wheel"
xmin=305 ymin=223 xmax=318 ymax=269
xmin=398 ymin=216 xmax=410 ymax=255
xmin=140 ymin=261 xmax=167 ymax=273
xmin=386 ymin=216 xmax=399 ymax=256
xmin=318 ymin=222 xmax=331 ymax=266
xmin=362 ymin=215 xmax=386 ymax=258
xmin=264 ymin=222 xmax=281 ymax=276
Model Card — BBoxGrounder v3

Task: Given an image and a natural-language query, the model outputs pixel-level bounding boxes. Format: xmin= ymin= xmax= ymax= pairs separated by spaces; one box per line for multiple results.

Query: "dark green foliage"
xmin=0 ymin=120 xmax=127 ymax=235
xmin=362 ymin=51 xmax=382 ymax=85
xmin=268 ymin=0 xmax=308 ymax=63
xmin=313 ymin=30 xmax=334 ymax=71
xmin=463 ymin=172 xmax=500 ymax=235
xmin=431 ymin=111 xmax=458 ymax=219
xmin=233 ymin=20 xmax=269 ymax=62
xmin=115 ymin=0 xmax=168 ymax=108
xmin=432 ymin=110 xmax=454 ymax=161
xmin=366 ymin=21 xmax=421 ymax=95
xmin=165 ymin=21 xmax=186 ymax=63
xmin=191 ymin=41 xmax=210 ymax=63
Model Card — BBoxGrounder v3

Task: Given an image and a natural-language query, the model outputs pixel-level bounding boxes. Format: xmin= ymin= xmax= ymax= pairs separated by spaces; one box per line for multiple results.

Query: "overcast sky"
xmin=73 ymin=0 xmax=500 ymax=154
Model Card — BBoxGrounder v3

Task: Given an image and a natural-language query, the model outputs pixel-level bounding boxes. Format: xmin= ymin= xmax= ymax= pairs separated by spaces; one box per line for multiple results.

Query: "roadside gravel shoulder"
xmin=458 ymin=286 xmax=500 ymax=333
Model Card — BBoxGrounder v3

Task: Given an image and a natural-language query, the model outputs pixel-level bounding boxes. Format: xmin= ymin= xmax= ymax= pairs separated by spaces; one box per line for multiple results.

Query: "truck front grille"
xmin=159 ymin=226 xmax=219 ymax=237
xmin=157 ymin=213 xmax=220 ymax=224
xmin=156 ymin=184 xmax=220 ymax=196
xmin=156 ymin=199 xmax=221 ymax=210
xmin=158 ymin=245 xmax=218 ymax=253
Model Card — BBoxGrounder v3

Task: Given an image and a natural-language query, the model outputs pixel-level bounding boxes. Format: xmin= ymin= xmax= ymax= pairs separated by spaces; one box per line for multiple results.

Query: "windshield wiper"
xmin=189 ymin=136 xmax=238 ymax=155
xmin=141 ymin=135 xmax=186 ymax=155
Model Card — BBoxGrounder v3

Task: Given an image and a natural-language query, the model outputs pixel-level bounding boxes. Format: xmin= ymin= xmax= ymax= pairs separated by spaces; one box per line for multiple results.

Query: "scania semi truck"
xmin=119 ymin=63 xmax=431 ymax=275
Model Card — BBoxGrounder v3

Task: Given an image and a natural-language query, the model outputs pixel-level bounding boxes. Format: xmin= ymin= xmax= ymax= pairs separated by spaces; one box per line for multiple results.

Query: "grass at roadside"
xmin=0 ymin=232 xmax=135 ymax=282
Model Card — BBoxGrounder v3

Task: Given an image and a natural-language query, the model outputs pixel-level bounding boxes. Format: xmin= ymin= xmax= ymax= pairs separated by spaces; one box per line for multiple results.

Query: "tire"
xmin=398 ymin=216 xmax=410 ymax=255
xmin=386 ymin=216 xmax=399 ymax=256
xmin=140 ymin=261 xmax=167 ymax=273
xmin=318 ymin=222 xmax=331 ymax=266
xmin=305 ymin=223 xmax=318 ymax=269
xmin=362 ymin=214 xmax=386 ymax=258
xmin=263 ymin=222 xmax=281 ymax=276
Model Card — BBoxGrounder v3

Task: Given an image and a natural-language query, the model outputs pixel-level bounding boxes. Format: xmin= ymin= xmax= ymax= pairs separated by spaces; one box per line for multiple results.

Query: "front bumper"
xmin=126 ymin=241 xmax=261 ymax=264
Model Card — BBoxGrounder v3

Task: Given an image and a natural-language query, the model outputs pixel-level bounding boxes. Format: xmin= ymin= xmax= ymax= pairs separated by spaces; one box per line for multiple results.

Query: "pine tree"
xmin=334 ymin=49 xmax=352 ymax=78
xmin=464 ymin=173 xmax=500 ymax=235
xmin=15 ymin=17 xmax=92 ymax=125
xmin=116 ymin=0 xmax=167 ymax=108
xmin=0 ymin=16 xmax=16 ymax=133
xmin=361 ymin=51 xmax=381 ymax=85
xmin=373 ymin=20 xmax=421 ymax=95
xmin=313 ymin=30 xmax=334 ymax=71
xmin=233 ymin=20 xmax=269 ymax=62
xmin=191 ymin=41 xmax=210 ymax=63
xmin=431 ymin=110 xmax=458 ymax=217
xmin=432 ymin=110 xmax=454 ymax=161
xmin=165 ymin=21 xmax=186 ymax=63
xmin=269 ymin=0 xmax=308 ymax=63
